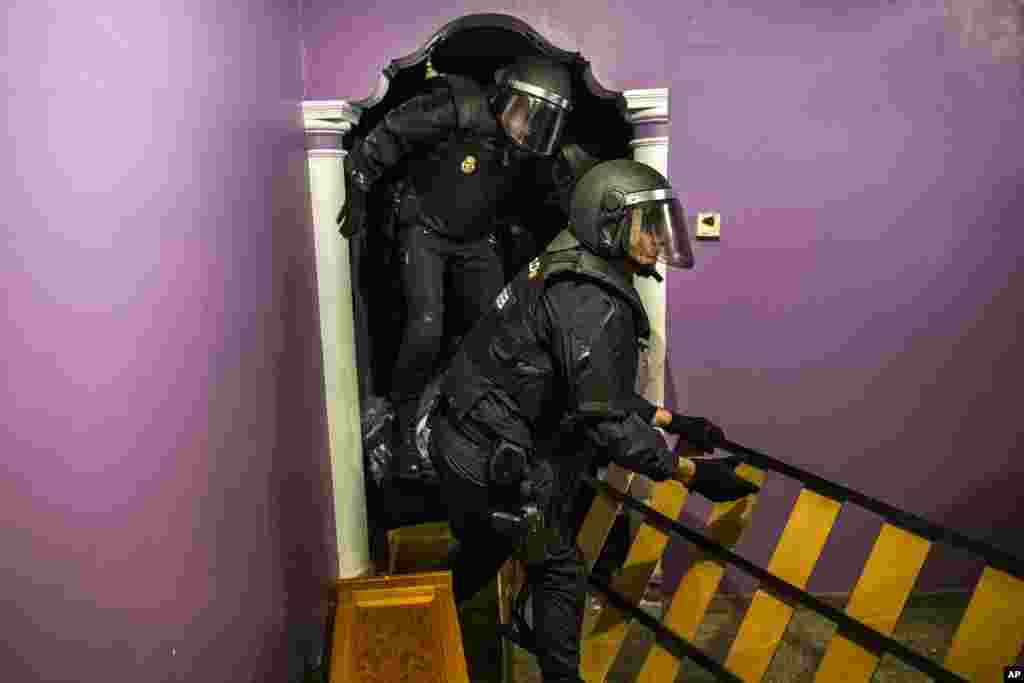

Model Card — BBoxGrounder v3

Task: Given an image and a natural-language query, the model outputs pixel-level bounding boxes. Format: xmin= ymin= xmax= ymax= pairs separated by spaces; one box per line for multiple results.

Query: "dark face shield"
xmin=497 ymin=79 xmax=571 ymax=157
xmin=623 ymin=189 xmax=694 ymax=269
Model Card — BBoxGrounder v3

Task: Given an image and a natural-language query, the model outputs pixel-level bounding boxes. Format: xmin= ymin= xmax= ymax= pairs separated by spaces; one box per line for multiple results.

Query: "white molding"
xmin=307 ymin=149 xmax=346 ymax=158
xmin=302 ymin=99 xmax=360 ymax=132
xmin=623 ymin=87 xmax=669 ymax=124
xmin=629 ymin=136 xmax=670 ymax=149
xmin=627 ymin=106 xmax=669 ymax=125
xmin=306 ymin=124 xmax=349 ymax=135
xmin=623 ymin=88 xmax=668 ymax=109
xmin=301 ymin=99 xmax=359 ymax=120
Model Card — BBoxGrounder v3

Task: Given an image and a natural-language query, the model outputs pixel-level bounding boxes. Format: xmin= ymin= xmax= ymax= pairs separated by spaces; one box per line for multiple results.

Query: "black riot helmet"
xmin=492 ymin=56 xmax=573 ymax=156
xmin=569 ymin=159 xmax=695 ymax=273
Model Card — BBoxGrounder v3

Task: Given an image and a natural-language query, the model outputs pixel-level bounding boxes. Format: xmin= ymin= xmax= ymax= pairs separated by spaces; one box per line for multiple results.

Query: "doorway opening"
xmin=344 ymin=13 xmax=636 ymax=404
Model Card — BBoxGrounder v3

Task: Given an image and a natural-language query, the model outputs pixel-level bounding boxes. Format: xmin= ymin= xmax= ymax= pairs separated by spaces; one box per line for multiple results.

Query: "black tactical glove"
xmin=667 ymin=414 xmax=726 ymax=453
xmin=687 ymin=460 xmax=760 ymax=503
xmin=337 ymin=155 xmax=370 ymax=238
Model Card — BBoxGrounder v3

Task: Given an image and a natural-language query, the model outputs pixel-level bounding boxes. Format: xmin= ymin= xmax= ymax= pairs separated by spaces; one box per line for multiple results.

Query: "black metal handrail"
xmin=719 ymin=439 xmax=1024 ymax=581
xmin=584 ymin=474 xmax=970 ymax=683
xmin=588 ymin=574 xmax=746 ymax=683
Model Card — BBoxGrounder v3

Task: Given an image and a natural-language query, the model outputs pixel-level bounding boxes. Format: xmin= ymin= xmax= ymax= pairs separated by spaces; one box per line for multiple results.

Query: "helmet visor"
xmin=624 ymin=190 xmax=694 ymax=269
xmin=498 ymin=84 xmax=569 ymax=156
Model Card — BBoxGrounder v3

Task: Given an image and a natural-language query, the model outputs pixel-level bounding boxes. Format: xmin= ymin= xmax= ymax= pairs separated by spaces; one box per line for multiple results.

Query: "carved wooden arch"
xmin=346 ymin=12 xmax=637 ymax=406
xmin=344 ymin=12 xmax=633 ymax=160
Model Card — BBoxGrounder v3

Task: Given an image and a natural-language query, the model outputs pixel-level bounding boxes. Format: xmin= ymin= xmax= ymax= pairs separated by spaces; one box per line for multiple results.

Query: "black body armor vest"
xmin=441 ymin=231 xmax=650 ymax=447
xmin=403 ymin=75 xmax=524 ymax=240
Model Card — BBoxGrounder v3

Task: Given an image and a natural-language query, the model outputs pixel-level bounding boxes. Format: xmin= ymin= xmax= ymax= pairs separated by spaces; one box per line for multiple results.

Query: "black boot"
xmin=391 ymin=398 xmax=437 ymax=484
xmin=498 ymin=618 xmax=539 ymax=655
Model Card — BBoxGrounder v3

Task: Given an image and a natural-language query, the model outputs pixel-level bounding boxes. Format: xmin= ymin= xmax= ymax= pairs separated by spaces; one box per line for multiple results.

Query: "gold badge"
xmin=461 ymin=154 xmax=478 ymax=174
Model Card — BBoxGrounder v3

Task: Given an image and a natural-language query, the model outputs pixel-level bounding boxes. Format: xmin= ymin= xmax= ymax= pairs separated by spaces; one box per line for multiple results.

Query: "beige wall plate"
xmin=696 ymin=212 xmax=721 ymax=240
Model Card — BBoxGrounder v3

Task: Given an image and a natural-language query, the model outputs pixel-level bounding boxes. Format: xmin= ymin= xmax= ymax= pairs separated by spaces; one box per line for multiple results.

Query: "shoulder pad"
xmin=438 ymin=74 xmax=499 ymax=136
xmin=558 ymin=144 xmax=602 ymax=181
xmin=535 ymin=231 xmax=651 ymax=340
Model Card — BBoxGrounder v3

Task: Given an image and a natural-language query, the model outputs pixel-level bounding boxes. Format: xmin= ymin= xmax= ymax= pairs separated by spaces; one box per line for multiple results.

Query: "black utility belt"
xmin=438 ymin=396 xmax=550 ymax=565
xmin=439 ymin=397 xmax=531 ymax=489
xmin=464 ymin=423 xmax=530 ymax=489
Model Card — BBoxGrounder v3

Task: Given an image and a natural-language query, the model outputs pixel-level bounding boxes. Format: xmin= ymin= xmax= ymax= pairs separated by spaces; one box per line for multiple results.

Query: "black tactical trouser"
xmin=391 ymin=224 xmax=504 ymax=469
xmin=428 ymin=408 xmax=587 ymax=683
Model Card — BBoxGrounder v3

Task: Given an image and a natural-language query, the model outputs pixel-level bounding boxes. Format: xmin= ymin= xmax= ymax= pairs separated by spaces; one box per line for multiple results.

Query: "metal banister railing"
xmin=584 ymin=475 xmax=968 ymax=683
xmin=719 ymin=439 xmax=1024 ymax=580
xmin=568 ymin=439 xmax=1024 ymax=683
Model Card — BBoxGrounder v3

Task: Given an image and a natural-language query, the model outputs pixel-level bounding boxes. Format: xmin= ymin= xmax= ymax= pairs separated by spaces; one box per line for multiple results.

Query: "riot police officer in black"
xmin=427 ymin=159 xmax=760 ymax=683
xmin=339 ymin=56 xmax=584 ymax=481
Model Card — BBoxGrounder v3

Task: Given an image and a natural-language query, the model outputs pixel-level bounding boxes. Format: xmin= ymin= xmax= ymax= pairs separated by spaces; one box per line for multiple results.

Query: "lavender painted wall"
xmin=3 ymin=3 xmax=334 ymax=681
xmin=303 ymin=1 xmax=1023 ymax=595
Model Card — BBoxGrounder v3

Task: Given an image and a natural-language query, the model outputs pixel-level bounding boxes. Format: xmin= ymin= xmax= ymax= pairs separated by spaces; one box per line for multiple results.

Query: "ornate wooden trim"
xmin=348 ymin=12 xmax=627 ymax=117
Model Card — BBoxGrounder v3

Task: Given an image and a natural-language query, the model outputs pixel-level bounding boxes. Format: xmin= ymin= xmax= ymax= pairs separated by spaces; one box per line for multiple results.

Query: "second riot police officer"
xmin=427 ymin=159 xmax=759 ymax=683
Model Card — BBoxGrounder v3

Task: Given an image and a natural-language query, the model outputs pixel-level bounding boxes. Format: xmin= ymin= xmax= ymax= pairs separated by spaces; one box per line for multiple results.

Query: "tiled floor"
xmin=313 ymin=520 xmax=990 ymax=683
xmin=481 ymin=593 xmax=974 ymax=683
xmin=308 ymin=581 xmax=990 ymax=683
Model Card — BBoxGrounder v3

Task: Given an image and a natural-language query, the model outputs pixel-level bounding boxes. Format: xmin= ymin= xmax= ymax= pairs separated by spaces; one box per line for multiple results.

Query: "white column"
xmin=624 ymin=88 xmax=671 ymax=408
xmin=622 ymin=89 xmax=671 ymax=514
xmin=302 ymin=100 xmax=372 ymax=579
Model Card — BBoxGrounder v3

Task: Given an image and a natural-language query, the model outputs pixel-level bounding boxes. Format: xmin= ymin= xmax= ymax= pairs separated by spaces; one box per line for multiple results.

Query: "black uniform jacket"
xmin=440 ymin=232 xmax=677 ymax=485
xmin=347 ymin=74 xmax=592 ymax=240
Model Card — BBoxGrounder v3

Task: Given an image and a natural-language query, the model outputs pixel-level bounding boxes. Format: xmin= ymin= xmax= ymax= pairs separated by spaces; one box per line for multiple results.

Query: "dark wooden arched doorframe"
xmin=342 ymin=13 xmax=638 ymax=403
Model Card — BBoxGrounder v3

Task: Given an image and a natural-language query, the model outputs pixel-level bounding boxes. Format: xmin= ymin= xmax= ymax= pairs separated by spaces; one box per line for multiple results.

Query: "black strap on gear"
xmin=635 ymin=263 xmax=664 ymax=282
xmin=487 ymin=439 xmax=551 ymax=567
xmin=540 ymin=234 xmax=651 ymax=341
xmin=489 ymin=504 xmax=547 ymax=566
xmin=489 ymin=439 xmax=530 ymax=487
xmin=498 ymin=578 xmax=539 ymax=655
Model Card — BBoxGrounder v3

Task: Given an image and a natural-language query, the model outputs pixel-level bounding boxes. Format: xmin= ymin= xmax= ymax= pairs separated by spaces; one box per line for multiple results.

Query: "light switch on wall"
xmin=695 ymin=212 xmax=721 ymax=240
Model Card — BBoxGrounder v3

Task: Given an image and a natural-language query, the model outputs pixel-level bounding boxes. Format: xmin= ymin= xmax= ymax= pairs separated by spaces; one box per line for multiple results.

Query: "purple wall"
xmin=303 ymin=2 xmax=1023 ymax=595
xmin=2 ymin=3 xmax=334 ymax=681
